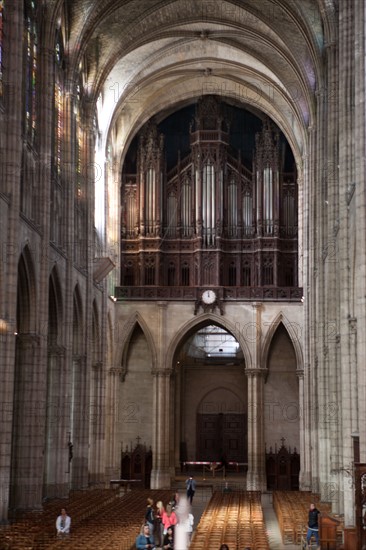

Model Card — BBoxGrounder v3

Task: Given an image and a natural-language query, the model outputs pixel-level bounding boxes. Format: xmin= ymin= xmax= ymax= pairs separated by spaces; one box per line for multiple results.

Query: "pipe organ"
xmin=121 ymin=96 xmax=298 ymax=290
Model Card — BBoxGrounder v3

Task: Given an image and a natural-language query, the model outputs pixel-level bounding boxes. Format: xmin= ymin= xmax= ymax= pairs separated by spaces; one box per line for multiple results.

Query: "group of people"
xmin=136 ymin=492 xmax=194 ymax=549
xmin=55 ymin=485 xmax=321 ymax=550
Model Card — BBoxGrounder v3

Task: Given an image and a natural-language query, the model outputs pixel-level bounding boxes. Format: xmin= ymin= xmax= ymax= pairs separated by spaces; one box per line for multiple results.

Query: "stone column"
xmin=11 ymin=334 xmax=45 ymax=510
xmin=105 ymin=367 xmax=123 ymax=480
xmin=150 ymin=301 xmax=171 ymax=488
xmin=0 ymin=1 xmax=23 ymax=523
xmin=246 ymin=369 xmax=266 ymax=490
xmin=89 ymin=362 xmax=104 ymax=485
xmin=301 ymin=127 xmax=314 ymax=492
xmin=44 ymin=345 xmax=70 ymax=499
xmin=150 ymin=370 xmax=171 ymax=488
xmin=297 ymin=370 xmax=310 ymax=490
xmin=246 ymin=302 xmax=266 ymax=490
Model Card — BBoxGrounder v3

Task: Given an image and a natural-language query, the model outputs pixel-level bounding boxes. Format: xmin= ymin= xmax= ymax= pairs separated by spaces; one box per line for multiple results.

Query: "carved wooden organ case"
xmin=121 ymin=96 xmax=298 ymax=290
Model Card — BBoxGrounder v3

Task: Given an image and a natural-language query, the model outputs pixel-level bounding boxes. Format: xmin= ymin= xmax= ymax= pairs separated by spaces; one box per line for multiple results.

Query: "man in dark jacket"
xmin=185 ymin=476 xmax=197 ymax=504
xmin=306 ymin=503 xmax=320 ymax=549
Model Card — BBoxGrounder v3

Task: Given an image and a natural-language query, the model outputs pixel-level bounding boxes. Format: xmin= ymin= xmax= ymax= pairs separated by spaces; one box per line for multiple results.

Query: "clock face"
xmin=202 ymin=289 xmax=216 ymax=305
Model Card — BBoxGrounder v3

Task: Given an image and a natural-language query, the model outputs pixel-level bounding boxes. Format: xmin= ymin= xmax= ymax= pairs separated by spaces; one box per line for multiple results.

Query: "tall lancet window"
xmin=202 ymin=160 xmax=215 ymax=245
xmin=263 ymin=166 xmax=274 ymax=235
xmin=227 ymin=178 xmax=237 ymax=237
xmin=75 ymin=76 xmax=86 ymax=200
xmin=24 ymin=0 xmax=38 ymax=145
xmin=182 ymin=178 xmax=192 ymax=237
xmin=54 ymin=30 xmax=64 ymax=178
xmin=0 ymin=1 xmax=4 ymax=97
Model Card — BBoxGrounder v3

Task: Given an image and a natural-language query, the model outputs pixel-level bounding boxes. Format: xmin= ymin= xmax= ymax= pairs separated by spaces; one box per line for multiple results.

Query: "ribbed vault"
xmin=46 ymin=0 xmax=336 ymax=162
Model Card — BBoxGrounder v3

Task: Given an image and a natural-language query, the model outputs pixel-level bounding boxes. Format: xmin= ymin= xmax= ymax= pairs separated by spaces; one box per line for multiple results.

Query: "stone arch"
xmin=70 ymin=284 xmax=87 ymax=489
xmin=44 ymin=265 xmax=66 ymax=499
xmin=262 ymin=313 xmax=301 ymax=459
xmin=91 ymin=299 xmax=102 ymax=364
xmin=168 ymin=314 xmax=249 ymax=468
xmin=72 ymin=284 xmax=84 ymax=355
xmin=11 ymin=245 xmax=39 ymax=509
xmin=117 ymin=312 xmax=157 ymax=455
xmin=262 ymin=312 xmax=303 ymax=374
xmin=119 ymin=311 xmax=158 ymax=379
xmin=48 ymin=265 xmax=63 ymax=346
xmin=17 ymin=244 xmax=37 ymax=333
xmin=197 ymin=386 xmax=246 ymax=415
xmin=166 ymin=312 xmax=252 ymax=372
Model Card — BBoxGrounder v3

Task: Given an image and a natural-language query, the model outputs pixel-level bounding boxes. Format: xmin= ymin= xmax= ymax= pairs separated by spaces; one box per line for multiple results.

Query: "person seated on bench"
xmin=56 ymin=508 xmax=71 ymax=537
xmin=136 ymin=523 xmax=155 ymax=550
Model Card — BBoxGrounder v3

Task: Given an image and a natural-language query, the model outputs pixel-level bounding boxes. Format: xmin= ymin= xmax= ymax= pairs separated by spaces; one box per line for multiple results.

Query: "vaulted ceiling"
xmin=47 ymin=0 xmax=337 ymax=162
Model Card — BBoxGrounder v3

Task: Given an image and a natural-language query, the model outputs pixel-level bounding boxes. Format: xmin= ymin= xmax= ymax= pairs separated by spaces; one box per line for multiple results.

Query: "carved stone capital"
xmin=152 ymin=368 xmax=172 ymax=378
xmin=245 ymin=368 xmax=267 ymax=378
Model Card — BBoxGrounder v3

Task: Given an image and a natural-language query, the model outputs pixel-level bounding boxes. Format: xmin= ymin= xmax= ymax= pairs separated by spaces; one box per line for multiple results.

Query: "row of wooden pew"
xmin=0 ymin=488 xmax=173 ymax=550
xmin=273 ymin=490 xmax=343 ymax=545
xmin=190 ymin=490 xmax=270 ymax=550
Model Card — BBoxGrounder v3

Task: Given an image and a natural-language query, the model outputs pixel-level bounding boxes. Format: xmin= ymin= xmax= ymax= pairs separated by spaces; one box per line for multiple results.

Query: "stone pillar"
xmin=0 ymin=1 xmax=23 ymax=523
xmin=150 ymin=301 xmax=171 ymax=488
xmin=70 ymin=355 xmax=89 ymax=490
xmin=105 ymin=367 xmax=123 ymax=480
xmin=150 ymin=370 xmax=171 ymax=488
xmin=298 ymin=370 xmax=310 ymax=490
xmin=301 ymin=127 xmax=314 ymax=493
xmin=89 ymin=362 xmax=105 ymax=485
xmin=11 ymin=334 xmax=45 ymax=510
xmin=246 ymin=302 xmax=266 ymax=490
xmin=44 ymin=346 xmax=70 ymax=499
xmin=246 ymin=369 xmax=266 ymax=490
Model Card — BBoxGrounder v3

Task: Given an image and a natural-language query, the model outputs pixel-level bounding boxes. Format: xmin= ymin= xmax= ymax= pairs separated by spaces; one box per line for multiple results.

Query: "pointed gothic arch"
xmin=72 ymin=284 xmax=84 ymax=355
xmin=91 ymin=299 xmax=101 ymax=363
xmin=17 ymin=244 xmax=37 ymax=333
xmin=166 ymin=312 xmax=252 ymax=372
xmin=48 ymin=265 xmax=63 ymax=345
xmin=44 ymin=265 xmax=66 ymax=499
xmin=262 ymin=312 xmax=303 ymax=374
xmin=119 ymin=311 xmax=158 ymax=379
xmin=167 ymin=314 xmax=249 ymax=469
xmin=11 ymin=245 xmax=40 ymax=509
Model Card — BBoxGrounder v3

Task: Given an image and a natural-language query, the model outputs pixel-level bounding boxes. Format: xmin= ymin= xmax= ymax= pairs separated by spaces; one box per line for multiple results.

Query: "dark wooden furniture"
xmin=265 ymin=440 xmax=300 ymax=490
xmin=319 ymin=513 xmax=341 ymax=550
xmin=120 ymin=440 xmax=152 ymax=488
xmin=355 ymin=462 xmax=366 ymax=550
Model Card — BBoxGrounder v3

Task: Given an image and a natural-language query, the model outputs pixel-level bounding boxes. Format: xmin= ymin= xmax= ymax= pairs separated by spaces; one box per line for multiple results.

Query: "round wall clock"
xmin=201 ymin=289 xmax=217 ymax=305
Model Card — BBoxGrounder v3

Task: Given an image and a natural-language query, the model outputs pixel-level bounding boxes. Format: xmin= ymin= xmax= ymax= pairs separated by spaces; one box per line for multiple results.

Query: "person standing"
xmin=145 ymin=498 xmax=155 ymax=544
xmin=185 ymin=476 xmax=196 ymax=504
xmin=56 ymin=508 xmax=71 ymax=537
xmin=162 ymin=503 xmax=177 ymax=534
xmin=306 ymin=502 xmax=320 ymax=549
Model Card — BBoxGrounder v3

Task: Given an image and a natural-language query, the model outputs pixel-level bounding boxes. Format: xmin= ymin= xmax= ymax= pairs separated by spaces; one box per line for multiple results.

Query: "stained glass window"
xmin=24 ymin=0 xmax=38 ymax=143
xmin=76 ymin=83 xmax=83 ymax=198
xmin=54 ymin=32 xmax=64 ymax=176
